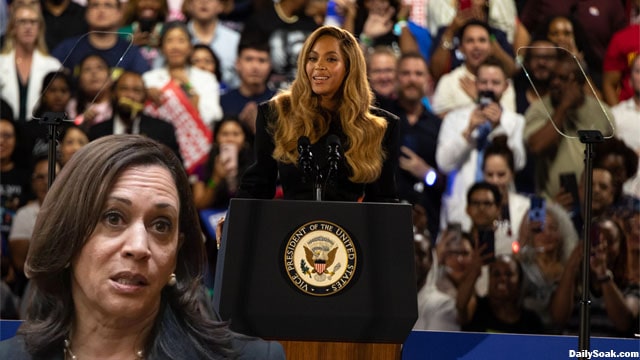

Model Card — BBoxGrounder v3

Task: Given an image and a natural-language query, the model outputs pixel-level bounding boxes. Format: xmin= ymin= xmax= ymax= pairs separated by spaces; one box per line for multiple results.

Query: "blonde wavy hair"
xmin=1 ymin=4 xmax=48 ymax=55
xmin=270 ymin=26 xmax=388 ymax=183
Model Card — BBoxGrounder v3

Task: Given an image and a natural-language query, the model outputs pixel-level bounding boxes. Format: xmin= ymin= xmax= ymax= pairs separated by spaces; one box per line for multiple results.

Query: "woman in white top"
xmin=0 ymin=3 xmax=61 ymax=122
xmin=143 ymin=21 xmax=222 ymax=127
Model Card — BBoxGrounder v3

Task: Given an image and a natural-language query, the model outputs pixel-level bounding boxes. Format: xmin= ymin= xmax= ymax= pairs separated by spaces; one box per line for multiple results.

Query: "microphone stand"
xmin=577 ymin=129 xmax=603 ymax=359
xmin=314 ymin=170 xmax=323 ymax=201
xmin=39 ymin=112 xmax=68 ymax=189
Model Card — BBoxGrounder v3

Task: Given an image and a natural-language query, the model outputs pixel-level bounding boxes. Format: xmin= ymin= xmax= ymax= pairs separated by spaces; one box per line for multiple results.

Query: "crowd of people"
xmin=0 ymin=0 xmax=639 ymax=344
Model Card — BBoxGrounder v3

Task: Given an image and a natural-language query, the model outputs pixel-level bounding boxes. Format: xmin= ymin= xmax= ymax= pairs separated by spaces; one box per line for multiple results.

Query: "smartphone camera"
xmin=478 ymin=90 xmax=496 ymax=108
xmin=138 ymin=18 xmax=155 ymax=33
xmin=529 ymin=196 xmax=546 ymax=232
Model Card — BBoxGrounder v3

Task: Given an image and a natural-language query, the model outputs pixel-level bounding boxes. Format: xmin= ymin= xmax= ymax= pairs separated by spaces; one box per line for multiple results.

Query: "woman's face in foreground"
xmin=71 ymin=165 xmax=180 ymax=323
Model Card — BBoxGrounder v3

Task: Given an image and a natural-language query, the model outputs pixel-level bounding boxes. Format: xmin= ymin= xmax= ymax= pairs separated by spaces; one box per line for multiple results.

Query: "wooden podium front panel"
xmin=279 ymin=340 xmax=401 ymax=360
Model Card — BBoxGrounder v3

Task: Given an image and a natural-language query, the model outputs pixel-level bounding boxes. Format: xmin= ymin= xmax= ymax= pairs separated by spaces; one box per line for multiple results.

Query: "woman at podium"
xmin=237 ymin=26 xmax=399 ymax=202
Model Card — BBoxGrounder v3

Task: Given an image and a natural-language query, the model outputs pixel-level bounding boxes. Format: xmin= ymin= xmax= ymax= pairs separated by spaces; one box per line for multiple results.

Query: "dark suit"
xmin=88 ymin=114 xmax=182 ymax=161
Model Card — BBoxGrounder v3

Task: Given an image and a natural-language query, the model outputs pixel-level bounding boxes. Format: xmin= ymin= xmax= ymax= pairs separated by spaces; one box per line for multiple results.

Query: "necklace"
xmin=64 ymin=338 xmax=144 ymax=360
xmin=274 ymin=2 xmax=298 ymax=24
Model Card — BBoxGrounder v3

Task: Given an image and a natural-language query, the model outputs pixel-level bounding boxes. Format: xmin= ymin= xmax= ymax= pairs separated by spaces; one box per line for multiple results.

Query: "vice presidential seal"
xmin=283 ymin=220 xmax=357 ymax=296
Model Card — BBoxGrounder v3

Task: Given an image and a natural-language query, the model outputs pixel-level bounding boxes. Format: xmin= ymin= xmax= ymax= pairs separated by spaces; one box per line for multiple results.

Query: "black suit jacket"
xmin=88 ymin=114 xmax=182 ymax=161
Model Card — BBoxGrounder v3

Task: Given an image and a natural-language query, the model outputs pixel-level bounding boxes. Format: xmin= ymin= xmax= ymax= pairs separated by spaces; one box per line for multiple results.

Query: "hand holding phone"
xmin=529 ymin=195 xmax=546 ymax=231
xmin=219 ymin=143 xmax=238 ymax=174
xmin=477 ymin=228 xmax=495 ymax=264
xmin=478 ymin=90 xmax=496 ymax=108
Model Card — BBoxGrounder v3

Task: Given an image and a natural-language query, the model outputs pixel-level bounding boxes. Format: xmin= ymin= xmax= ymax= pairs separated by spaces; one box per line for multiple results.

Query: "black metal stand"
xmin=577 ymin=130 xmax=604 ymax=359
xmin=39 ymin=112 xmax=68 ymax=189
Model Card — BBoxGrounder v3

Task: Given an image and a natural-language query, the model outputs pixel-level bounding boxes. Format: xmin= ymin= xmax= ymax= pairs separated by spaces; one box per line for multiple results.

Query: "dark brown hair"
xmin=22 ymin=135 xmax=233 ymax=358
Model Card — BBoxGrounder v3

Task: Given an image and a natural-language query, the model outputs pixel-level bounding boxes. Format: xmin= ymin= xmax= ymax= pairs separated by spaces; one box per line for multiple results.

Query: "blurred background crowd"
xmin=0 ymin=0 xmax=638 ymax=339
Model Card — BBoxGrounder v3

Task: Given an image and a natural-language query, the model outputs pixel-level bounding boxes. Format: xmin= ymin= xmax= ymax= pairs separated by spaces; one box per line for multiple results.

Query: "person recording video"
xmin=436 ymin=56 xmax=525 ymax=231
xmin=237 ymin=26 xmax=399 ymax=202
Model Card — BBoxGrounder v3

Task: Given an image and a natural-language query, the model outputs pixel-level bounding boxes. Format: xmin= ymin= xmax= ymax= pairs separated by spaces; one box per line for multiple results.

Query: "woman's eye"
xmin=104 ymin=211 xmax=123 ymax=226
xmin=308 ymin=56 xmax=317 ymax=62
xmin=153 ymin=220 xmax=173 ymax=234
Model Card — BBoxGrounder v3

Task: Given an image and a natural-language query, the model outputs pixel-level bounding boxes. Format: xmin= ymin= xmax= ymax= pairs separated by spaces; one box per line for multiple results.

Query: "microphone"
xmin=326 ymin=134 xmax=342 ymax=174
xmin=297 ymin=136 xmax=314 ymax=183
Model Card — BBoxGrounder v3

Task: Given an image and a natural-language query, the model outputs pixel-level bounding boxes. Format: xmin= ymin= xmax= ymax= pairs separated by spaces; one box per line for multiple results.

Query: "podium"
xmin=213 ymin=199 xmax=418 ymax=359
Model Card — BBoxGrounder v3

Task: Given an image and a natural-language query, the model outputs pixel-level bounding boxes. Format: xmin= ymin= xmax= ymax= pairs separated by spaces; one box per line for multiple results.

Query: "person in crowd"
xmin=52 ymin=0 xmax=150 ymax=75
xmin=594 ymin=138 xmax=639 ymax=200
xmin=616 ymin=203 xmax=639 ymax=289
xmin=72 ymin=54 xmax=113 ymax=126
xmin=538 ymin=16 xmax=590 ymax=69
xmin=524 ymin=51 xmax=613 ymax=199
xmin=237 ymin=26 xmax=399 ymax=202
xmin=20 ymin=70 xmax=74 ymax=163
xmin=144 ymin=21 xmax=223 ymax=127
xmin=0 ymin=135 xmax=286 ymax=358
xmin=579 ymin=167 xmax=619 ymax=221
xmin=429 ymin=2 xmax=518 ymax=84
xmin=241 ymin=0 xmax=318 ymax=90
xmin=350 ymin=0 xmax=421 ymax=57
xmin=119 ymin=0 xmax=168 ymax=69
xmin=517 ymin=201 xmax=578 ymax=332
xmin=220 ymin=33 xmax=276 ymax=139
xmin=551 ymin=217 xmax=638 ymax=337
xmin=572 ymin=1 xmax=626 ymax=90
xmin=457 ymin=253 xmax=545 ymax=334
xmin=511 ymin=39 xmax=558 ymax=194
xmin=436 ymin=56 xmax=525 ymax=231
xmin=0 ymin=3 xmax=62 ymax=122
xmin=537 ymin=15 xmax=604 ymax=98
xmin=414 ymin=227 xmax=475 ymax=331
xmin=465 ymin=182 xmax=501 ymax=292
xmin=0 ymin=104 xmax=29 ymax=301
xmin=193 ymin=116 xmax=254 ymax=210
xmin=41 ymin=0 xmax=88 ymax=52
xmin=482 ymin=135 xmax=528 ymax=256
xmin=513 ymin=39 xmax=558 ymax=115
xmin=557 ymin=165 xmax=623 ymax=235
xmin=603 ymin=24 xmax=640 ymax=107
xmin=190 ymin=43 xmax=225 ymax=91
xmin=89 ymin=71 xmax=181 ymax=160
xmin=58 ymin=125 xmax=89 ymax=167
xmin=610 ymin=54 xmax=640 ymax=196
xmin=8 ymin=155 xmax=59 ymax=298
xmin=431 ymin=20 xmax=516 ymax=117
xmin=427 ymin=0 xmax=528 ymax=51
xmin=183 ymin=0 xmax=240 ymax=89
xmin=366 ymin=45 xmax=399 ymax=102
xmin=379 ymin=52 xmax=444 ymax=238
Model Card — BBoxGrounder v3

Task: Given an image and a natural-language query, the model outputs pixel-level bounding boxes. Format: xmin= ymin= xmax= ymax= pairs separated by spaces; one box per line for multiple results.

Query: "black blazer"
xmin=237 ymin=101 xmax=400 ymax=202
xmin=0 ymin=333 xmax=285 ymax=360
xmin=88 ymin=114 xmax=182 ymax=161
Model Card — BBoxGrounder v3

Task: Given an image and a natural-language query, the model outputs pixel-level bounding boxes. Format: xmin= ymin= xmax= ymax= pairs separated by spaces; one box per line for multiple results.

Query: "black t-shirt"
xmin=42 ymin=2 xmax=89 ymax=52
xmin=242 ymin=7 xmax=318 ymax=89
xmin=463 ymin=296 xmax=545 ymax=334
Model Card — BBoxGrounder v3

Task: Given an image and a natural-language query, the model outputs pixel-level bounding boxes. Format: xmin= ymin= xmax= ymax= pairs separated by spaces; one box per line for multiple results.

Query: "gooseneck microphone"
xmin=326 ymin=134 xmax=342 ymax=174
xmin=297 ymin=136 xmax=314 ymax=183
